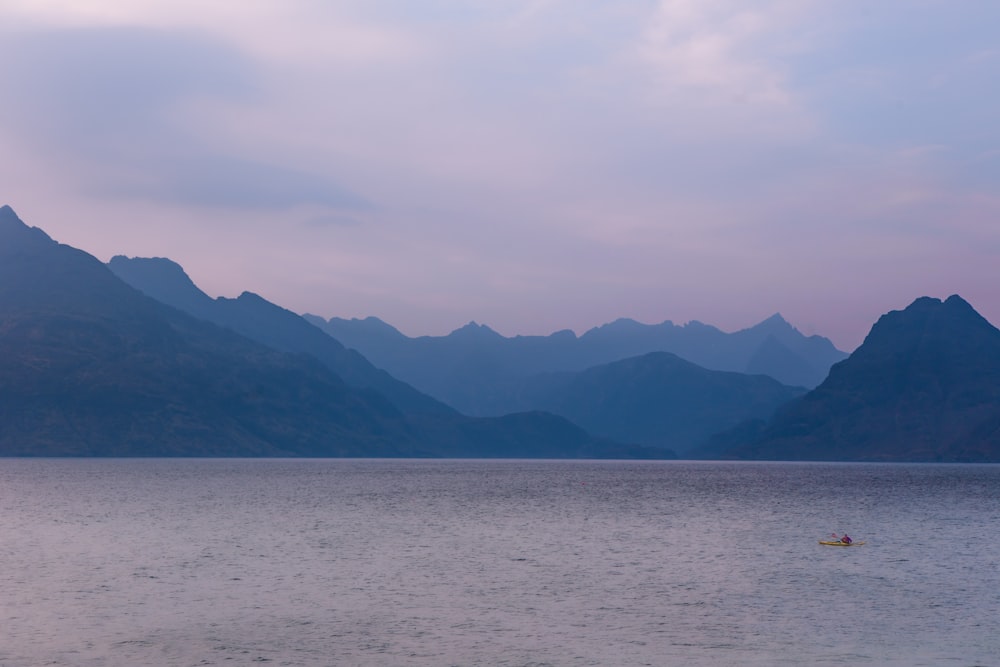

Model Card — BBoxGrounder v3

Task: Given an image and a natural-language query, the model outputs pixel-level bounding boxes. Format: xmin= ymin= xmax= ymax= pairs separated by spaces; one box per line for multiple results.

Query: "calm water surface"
xmin=1 ymin=459 xmax=998 ymax=666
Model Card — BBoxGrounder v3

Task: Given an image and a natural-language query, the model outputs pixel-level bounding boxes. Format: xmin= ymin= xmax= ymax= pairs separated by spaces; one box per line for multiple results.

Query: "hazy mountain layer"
xmin=108 ymin=256 xmax=454 ymax=416
xmin=304 ymin=313 xmax=845 ymax=416
xmin=510 ymin=352 xmax=806 ymax=455
xmin=106 ymin=256 xmax=803 ymax=457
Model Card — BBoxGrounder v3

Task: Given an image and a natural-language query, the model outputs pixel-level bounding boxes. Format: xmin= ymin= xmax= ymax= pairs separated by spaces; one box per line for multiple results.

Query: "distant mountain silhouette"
xmin=508 ymin=352 xmax=806 ymax=455
xmin=425 ymin=410 xmax=674 ymax=460
xmin=108 ymin=256 xmax=453 ymax=417
xmin=711 ymin=295 xmax=1000 ymax=461
xmin=0 ymin=205 xmax=639 ymax=458
xmin=745 ymin=335 xmax=814 ymax=385
xmin=305 ymin=312 xmax=845 ymax=416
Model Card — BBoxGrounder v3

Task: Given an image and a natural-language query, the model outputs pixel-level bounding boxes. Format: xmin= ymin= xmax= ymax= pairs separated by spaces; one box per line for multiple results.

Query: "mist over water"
xmin=2 ymin=459 xmax=998 ymax=666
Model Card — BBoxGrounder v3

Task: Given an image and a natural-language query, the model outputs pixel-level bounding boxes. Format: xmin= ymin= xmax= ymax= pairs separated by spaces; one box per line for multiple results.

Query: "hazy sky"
xmin=2 ymin=1 xmax=998 ymax=350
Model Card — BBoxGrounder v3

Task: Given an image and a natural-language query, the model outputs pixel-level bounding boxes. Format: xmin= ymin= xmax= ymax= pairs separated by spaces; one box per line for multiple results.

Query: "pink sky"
xmin=2 ymin=1 xmax=998 ymax=351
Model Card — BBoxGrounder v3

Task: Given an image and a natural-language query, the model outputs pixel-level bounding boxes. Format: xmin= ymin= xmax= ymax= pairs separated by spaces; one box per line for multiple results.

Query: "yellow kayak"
xmin=819 ymin=540 xmax=865 ymax=547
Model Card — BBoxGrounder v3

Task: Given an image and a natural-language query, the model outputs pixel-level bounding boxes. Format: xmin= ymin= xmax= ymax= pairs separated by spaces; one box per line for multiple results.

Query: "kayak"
xmin=818 ymin=540 xmax=865 ymax=547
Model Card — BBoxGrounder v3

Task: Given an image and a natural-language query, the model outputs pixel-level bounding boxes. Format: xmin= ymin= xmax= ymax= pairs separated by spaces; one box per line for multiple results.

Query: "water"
xmin=1 ymin=459 xmax=998 ymax=667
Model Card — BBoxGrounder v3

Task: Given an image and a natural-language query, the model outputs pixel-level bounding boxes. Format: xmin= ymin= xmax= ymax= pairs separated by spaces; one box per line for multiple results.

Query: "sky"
xmin=1 ymin=0 xmax=998 ymax=351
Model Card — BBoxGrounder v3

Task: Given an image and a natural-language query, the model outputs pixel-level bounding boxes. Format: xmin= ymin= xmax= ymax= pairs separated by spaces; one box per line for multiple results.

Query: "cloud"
xmin=0 ymin=27 xmax=252 ymax=145
xmin=639 ymin=1 xmax=784 ymax=94
xmin=99 ymin=155 xmax=372 ymax=210
xmin=0 ymin=25 xmax=369 ymax=211
xmin=1 ymin=1 xmax=998 ymax=350
xmin=628 ymin=0 xmax=813 ymax=130
xmin=0 ymin=0 xmax=427 ymax=65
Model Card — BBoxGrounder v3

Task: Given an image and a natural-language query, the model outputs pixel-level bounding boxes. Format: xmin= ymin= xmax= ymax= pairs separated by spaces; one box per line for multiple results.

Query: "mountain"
xmin=421 ymin=410 xmax=674 ymax=460
xmin=0 ymin=205 xmax=419 ymax=456
xmin=108 ymin=256 xmax=453 ymax=416
xmin=508 ymin=352 xmax=806 ymax=455
xmin=576 ymin=314 xmax=844 ymax=388
xmin=713 ymin=295 xmax=1000 ymax=461
xmin=305 ymin=312 xmax=846 ymax=416
xmin=0 ymin=205 xmax=627 ymax=458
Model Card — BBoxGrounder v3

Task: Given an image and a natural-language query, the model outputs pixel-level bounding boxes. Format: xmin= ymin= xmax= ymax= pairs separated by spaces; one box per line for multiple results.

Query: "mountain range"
xmin=108 ymin=255 xmax=809 ymax=455
xmin=4 ymin=203 xmax=1000 ymax=461
xmin=0 ymin=205 xmax=639 ymax=458
xmin=302 ymin=311 xmax=845 ymax=417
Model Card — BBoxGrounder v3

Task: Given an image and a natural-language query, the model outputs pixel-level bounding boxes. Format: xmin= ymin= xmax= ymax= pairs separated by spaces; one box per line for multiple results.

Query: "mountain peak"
xmin=0 ymin=204 xmax=29 ymax=229
xmin=902 ymin=295 xmax=977 ymax=315
xmin=751 ymin=313 xmax=796 ymax=335
xmin=607 ymin=317 xmax=643 ymax=328
xmin=860 ymin=294 xmax=998 ymax=354
xmin=450 ymin=321 xmax=502 ymax=339
xmin=108 ymin=255 xmax=190 ymax=281
xmin=727 ymin=294 xmax=1000 ymax=461
xmin=107 ymin=255 xmax=214 ymax=315
xmin=236 ymin=290 xmax=268 ymax=304
xmin=313 ymin=315 xmax=407 ymax=341
xmin=942 ymin=293 xmax=979 ymax=315
xmin=763 ymin=312 xmax=788 ymax=325
xmin=681 ymin=320 xmax=715 ymax=331
xmin=0 ymin=205 xmax=55 ymax=247
xmin=581 ymin=318 xmax=639 ymax=339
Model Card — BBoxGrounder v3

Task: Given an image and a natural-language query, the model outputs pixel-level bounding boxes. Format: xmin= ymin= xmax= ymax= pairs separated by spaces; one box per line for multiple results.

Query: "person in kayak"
xmin=840 ymin=534 xmax=852 ymax=544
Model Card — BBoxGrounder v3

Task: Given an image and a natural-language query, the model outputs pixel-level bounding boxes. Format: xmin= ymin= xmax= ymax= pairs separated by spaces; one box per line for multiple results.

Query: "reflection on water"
xmin=1 ymin=459 xmax=998 ymax=666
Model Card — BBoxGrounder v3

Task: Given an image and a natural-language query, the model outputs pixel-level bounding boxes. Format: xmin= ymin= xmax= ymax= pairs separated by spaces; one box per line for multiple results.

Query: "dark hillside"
xmin=513 ymin=351 xmax=805 ymax=455
xmin=719 ymin=295 xmax=1000 ymax=461
xmin=109 ymin=256 xmax=454 ymax=416
xmin=0 ymin=205 xmax=419 ymax=456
